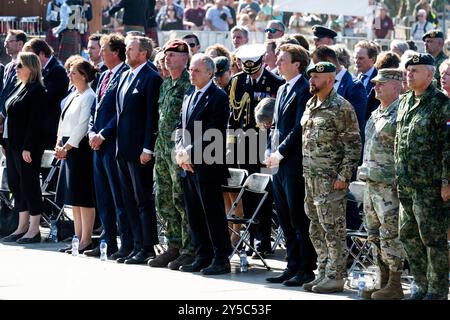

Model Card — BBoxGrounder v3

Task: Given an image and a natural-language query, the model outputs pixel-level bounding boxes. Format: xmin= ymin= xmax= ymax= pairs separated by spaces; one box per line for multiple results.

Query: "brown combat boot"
xmin=371 ymin=271 xmax=404 ymax=300
xmin=360 ymin=263 xmax=389 ymax=299
xmin=148 ymin=247 xmax=179 ymax=267
xmin=303 ymin=273 xmax=325 ymax=292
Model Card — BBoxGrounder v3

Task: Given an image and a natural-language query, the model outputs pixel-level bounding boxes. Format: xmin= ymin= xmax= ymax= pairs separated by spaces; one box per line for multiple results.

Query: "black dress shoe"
xmin=78 ymin=243 xmax=94 ymax=254
xmin=84 ymin=246 xmax=101 ymax=257
xmin=124 ymin=249 xmax=156 ymax=265
xmin=110 ymin=248 xmax=132 ymax=261
xmin=16 ymin=233 xmax=41 ymax=244
xmin=266 ymin=269 xmax=296 ymax=283
xmin=180 ymin=260 xmax=211 ymax=272
xmin=59 ymin=245 xmax=72 ymax=253
xmin=116 ymin=249 xmax=139 ymax=263
xmin=1 ymin=232 xmax=26 ymax=243
xmin=283 ymin=272 xmax=315 ymax=287
xmin=201 ymin=262 xmax=231 ymax=275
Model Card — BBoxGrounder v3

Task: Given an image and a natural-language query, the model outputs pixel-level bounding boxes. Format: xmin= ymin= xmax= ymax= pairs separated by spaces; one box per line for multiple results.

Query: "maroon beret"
xmin=164 ymin=40 xmax=189 ymax=54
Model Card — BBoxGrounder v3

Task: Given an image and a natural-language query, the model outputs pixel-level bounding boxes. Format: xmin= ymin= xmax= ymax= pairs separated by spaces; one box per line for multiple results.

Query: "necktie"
xmin=119 ymin=72 xmax=134 ymax=111
xmin=99 ymin=71 xmax=112 ymax=98
xmin=359 ymin=74 xmax=368 ymax=85
xmin=187 ymin=91 xmax=201 ymax=121
xmin=279 ymin=83 xmax=289 ymax=107
xmin=7 ymin=62 xmax=16 ymax=80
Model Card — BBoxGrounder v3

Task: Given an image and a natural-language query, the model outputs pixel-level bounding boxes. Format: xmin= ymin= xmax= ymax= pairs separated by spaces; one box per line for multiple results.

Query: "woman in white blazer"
xmin=55 ymin=57 xmax=97 ymax=254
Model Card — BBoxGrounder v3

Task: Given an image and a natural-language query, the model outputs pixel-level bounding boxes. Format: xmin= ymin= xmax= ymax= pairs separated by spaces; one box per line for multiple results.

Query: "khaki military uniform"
xmin=359 ymin=99 xmax=405 ymax=273
xmin=302 ymin=89 xmax=361 ymax=279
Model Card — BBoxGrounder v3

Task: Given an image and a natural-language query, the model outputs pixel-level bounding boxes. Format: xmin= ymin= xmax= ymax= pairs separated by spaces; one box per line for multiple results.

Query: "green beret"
xmin=422 ymin=30 xmax=444 ymax=41
xmin=306 ymin=62 xmax=336 ymax=77
xmin=404 ymin=53 xmax=435 ymax=68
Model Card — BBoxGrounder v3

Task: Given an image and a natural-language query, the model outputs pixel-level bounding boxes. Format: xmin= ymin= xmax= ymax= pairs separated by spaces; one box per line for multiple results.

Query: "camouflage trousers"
xmin=398 ymin=184 xmax=449 ymax=297
xmin=304 ymin=176 xmax=348 ymax=279
xmin=363 ymin=182 xmax=405 ymax=272
xmin=155 ymin=149 xmax=193 ymax=254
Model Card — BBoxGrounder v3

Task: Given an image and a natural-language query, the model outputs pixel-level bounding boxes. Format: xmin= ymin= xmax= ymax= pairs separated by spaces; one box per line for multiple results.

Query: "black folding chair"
xmin=226 ymin=173 xmax=272 ymax=270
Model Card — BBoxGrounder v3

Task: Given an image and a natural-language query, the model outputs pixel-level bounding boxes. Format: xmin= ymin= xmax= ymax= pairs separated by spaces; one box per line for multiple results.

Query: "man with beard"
xmin=301 ymin=62 xmax=361 ymax=293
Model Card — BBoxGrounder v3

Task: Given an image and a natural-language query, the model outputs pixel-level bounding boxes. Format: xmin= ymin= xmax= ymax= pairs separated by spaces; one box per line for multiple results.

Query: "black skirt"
xmin=56 ymin=136 xmax=95 ymax=207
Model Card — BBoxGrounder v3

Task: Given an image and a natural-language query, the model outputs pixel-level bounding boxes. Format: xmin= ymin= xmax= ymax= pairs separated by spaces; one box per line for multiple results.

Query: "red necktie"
xmin=99 ymin=71 xmax=113 ymax=97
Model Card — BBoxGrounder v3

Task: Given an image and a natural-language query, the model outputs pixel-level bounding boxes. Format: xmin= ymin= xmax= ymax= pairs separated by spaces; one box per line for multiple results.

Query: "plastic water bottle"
xmin=71 ymin=235 xmax=79 ymax=256
xmin=100 ymin=240 xmax=108 ymax=261
xmin=240 ymin=249 xmax=248 ymax=272
xmin=49 ymin=219 xmax=58 ymax=243
xmin=357 ymin=273 xmax=367 ymax=298
xmin=410 ymin=281 xmax=419 ymax=297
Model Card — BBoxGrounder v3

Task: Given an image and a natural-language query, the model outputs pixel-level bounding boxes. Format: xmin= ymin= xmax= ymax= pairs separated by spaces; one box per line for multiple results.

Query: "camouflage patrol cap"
xmin=404 ymin=53 xmax=435 ymax=68
xmin=371 ymin=68 xmax=403 ymax=83
xmin=422 ymin=30 xmax=444 ymax=41
xmin=164 ymin=40 xmax=189 ymax=54
xmin=213 ymin=56 xmax=230 ymax=77
xmin=312 ymin=25 xmax=337 ymax=40
xmin=306 ymin=62 xmax=336 ymax=77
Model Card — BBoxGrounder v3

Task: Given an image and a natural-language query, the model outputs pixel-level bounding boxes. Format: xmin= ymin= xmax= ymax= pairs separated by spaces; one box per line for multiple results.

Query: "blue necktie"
xmin=279 ymin=84 xmax=289 ymax=107
xmin=187 ymin=91 xmax=201 ymax=120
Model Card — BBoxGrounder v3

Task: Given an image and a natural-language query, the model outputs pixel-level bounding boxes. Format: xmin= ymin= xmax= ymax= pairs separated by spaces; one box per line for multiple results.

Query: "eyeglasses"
xmin=187 ymin=42 xmax=197 ymax=48
xmin=16 ymin=63 xmax=23 ymax=69
xmin=264 ymin=28 xmax=281 ymax=34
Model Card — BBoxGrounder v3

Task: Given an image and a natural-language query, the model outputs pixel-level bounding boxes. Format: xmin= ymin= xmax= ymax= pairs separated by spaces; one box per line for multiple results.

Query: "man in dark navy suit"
xmin=265 ymin=44 xmax=317 ymax=286
xmin=0 ymin=30 xmax=27 ymax=140
xmin=115 ymin=36 xmax=162 ymax=264
xmin=22 ymin=38 xmax=69 ymax=150
xmin=176 ymin=54 xmax=232 ymax=275
xmin=85 ymin=33 xmax=132 ymax=259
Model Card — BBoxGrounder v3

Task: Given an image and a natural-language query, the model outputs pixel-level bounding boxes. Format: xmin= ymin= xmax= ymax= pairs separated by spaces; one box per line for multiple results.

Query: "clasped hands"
xmin=175 ymin=148 xmax=194 ymax=173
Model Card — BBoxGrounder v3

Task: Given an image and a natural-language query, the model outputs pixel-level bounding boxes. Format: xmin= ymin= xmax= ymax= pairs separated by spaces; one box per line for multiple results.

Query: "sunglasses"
xmin=187 ymin=42 xmax=197 ymax=48
xmin=16 ymin=63 xmax=23 ymax=69
xmin=264 ymin=28 xmax=280 ymax=34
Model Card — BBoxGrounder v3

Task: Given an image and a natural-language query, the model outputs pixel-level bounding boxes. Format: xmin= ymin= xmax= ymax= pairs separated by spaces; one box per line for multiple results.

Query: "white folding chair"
xmin=226 ymin=173 xmax=272 ymax=270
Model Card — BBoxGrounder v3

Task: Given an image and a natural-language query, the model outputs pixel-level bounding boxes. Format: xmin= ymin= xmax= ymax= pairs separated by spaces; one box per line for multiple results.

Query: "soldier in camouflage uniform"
xmin=358 ymin=69 xmax=406 ymax=300
xmin=396 ymin=53 xmax=450 ymax=300
xmin=150 ymin=40 xmax=195 ymax=270
xmin=423 ymin=30 xmax=448 ymax=89
xmin=301 ymin=62 xmax=362 ymax=293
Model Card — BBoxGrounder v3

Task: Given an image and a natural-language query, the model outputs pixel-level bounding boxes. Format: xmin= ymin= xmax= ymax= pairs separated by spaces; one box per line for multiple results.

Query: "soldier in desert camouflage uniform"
xmin=358 ymin=69 xmax=406 ymax=300
xmin=396 ymin=53 xmax=450 ymax=300
xmin=151 ymin=40 xmax=195 ymax=270
xmin=301 ymin=62 xmax=361 ymax=293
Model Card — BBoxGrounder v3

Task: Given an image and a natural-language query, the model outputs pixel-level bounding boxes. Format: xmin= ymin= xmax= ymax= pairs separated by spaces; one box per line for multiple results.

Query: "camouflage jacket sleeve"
xmin=335 ymin=100 xmax=362 ymax=180
xmin=441 ymin=97 xmax=450 ymax=182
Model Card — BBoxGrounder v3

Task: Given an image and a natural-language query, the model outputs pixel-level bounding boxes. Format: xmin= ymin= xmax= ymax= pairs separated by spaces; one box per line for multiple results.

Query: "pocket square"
xmin=132 ymin=88 xmax=139 ymax=94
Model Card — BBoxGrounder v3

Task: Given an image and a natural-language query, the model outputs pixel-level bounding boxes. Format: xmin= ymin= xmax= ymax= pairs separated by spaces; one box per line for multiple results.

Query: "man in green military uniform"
xmin=423 ymin=30 xmax=448 ymax=89
xmin=358 ymin=69 xmax=406 ymax=300
xmin=150 ymin=40 xmax=195 ymax=270
xmin=396 ymin=53 xmax=450 ymax=300
xmin=301 ymin=62 xmax=361 ymax=293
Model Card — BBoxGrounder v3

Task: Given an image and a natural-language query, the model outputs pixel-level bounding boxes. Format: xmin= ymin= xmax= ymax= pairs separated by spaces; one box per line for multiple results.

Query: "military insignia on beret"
xmin=430 ymin=31 xmax=437 ymax=38
xmin=316 ymin=65 xmax=324 ymax=72
xmin=178 ymin=46 xmax=184 ymax=52
xmin=412 ymin=55 xmax=420 ymax=63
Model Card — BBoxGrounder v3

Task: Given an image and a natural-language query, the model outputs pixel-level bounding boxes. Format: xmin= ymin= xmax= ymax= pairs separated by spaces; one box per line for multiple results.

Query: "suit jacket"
xmin=337 ymin=70 xmax=367 ymax=134
xmin=269 ymin=75 xmax=311 ymax=172
xmin=364 ymin=68 xmax=378 ymax=96
xmin=0 ymin=63 xmax=4 ymax=96
xmin=177 ymin=82 xmax=230 ymax=182
xmin=89 ymin=63 xmax=129 ymax=154
xmin=116 ymin=63 xmax=162 ymax=161
xmin=5 ymin=82 xmax=48 ymax=152
xmin=109 ymin=0 xmax=148 ymax=27
xmin=42 ymin=56 xmax=70 ymax=147
xmin=0 ymin=61 xmax=18 ymax=117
